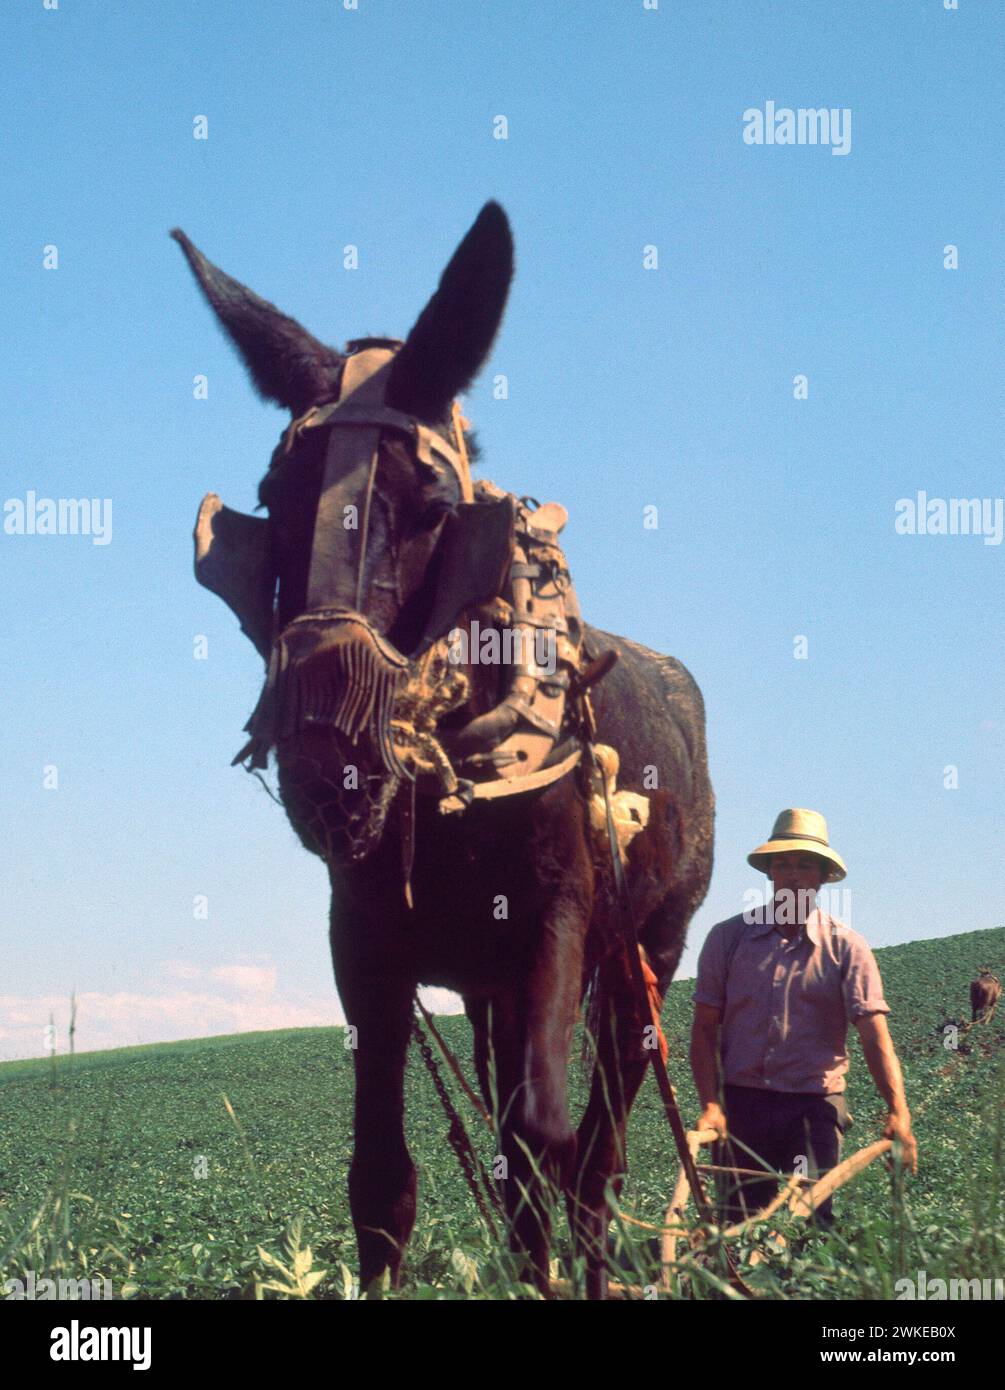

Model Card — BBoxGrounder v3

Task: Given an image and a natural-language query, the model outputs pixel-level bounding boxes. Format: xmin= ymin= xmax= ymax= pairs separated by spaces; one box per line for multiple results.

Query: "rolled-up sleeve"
xmin=692 ymin=923 xmax=727 ymax=1010
xmin=840 ymin=934 xmax=891 ymax=1020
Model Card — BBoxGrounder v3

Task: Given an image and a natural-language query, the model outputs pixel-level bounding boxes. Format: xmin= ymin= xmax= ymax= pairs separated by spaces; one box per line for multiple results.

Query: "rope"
xmin=250 ymin=770 xmax=284 ymax=807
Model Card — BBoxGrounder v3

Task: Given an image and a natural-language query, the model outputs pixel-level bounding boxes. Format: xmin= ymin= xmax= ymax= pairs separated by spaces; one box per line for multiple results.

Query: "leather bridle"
xmin=234 ymin=343 xmax=487 ymax=776
xmin=280 ymin=341 xmax=473 ymax=623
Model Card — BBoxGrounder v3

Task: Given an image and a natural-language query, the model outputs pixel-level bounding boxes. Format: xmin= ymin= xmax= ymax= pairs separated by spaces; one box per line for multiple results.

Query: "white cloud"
xmin=0 ymin=963 xmax=330 ymax=1060
xmin=0 ymin=968 xmax=466 ymax=1061
xmin=161 ymin=960 xmax=204 ymax=982
xmin=209 ymin=964 xmax=278 ymax=997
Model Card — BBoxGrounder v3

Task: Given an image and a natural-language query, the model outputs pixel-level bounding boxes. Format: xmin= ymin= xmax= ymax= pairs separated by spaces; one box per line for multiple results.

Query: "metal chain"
xmin=411 ymin=1014 xmax=504 ymax=1238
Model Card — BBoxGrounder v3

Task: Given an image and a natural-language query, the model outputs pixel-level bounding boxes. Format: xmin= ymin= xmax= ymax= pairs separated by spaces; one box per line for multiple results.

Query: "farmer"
xmin=690 ymin=808 xmax=917 ymax=1229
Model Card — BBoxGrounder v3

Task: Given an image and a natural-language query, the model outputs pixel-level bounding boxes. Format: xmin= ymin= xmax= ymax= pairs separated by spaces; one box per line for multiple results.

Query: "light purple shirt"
xmin=692 ymin=907 xmax=890 ymax=1095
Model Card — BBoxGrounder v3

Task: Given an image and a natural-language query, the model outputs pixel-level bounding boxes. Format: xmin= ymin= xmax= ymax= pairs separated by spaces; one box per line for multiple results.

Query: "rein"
xmin=588 ymin=722 xmax=750 ymax=1297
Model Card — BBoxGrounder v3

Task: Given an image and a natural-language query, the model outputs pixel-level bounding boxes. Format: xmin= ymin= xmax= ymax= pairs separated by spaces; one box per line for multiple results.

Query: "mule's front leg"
xmin=503 ymin=900 xmax=585 ymax=1294
xmin=331 ymin=923 xmax=417 ymax=1293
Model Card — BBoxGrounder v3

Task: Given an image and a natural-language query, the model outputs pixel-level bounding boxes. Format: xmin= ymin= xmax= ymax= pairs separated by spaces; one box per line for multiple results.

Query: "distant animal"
xmin=174 ymin=202 xmax=714 ymax=1299
xmin=970 ymin=970 xmax=1001 ymax=1025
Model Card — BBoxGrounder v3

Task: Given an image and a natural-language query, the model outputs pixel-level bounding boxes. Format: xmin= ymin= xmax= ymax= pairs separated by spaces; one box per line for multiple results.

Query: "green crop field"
xmin=1 ymin=927 xmax=1001 ymax=1300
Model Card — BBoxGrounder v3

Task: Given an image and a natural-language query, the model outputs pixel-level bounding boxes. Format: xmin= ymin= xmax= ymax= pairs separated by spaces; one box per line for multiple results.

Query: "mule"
xmin=175 ymin=202 xmax=714 ymax=1298
xmin=971 ymin=970 xmax=1001 ymax=1025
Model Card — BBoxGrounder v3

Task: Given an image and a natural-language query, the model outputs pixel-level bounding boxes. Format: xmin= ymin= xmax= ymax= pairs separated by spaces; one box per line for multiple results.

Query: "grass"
xmin=0 ymin=926 xmax=1001 ymax=1300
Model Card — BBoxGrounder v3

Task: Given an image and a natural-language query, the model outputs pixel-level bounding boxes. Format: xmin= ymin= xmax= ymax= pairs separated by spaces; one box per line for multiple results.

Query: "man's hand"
xmin=697 ymin=1102 xmax=728 ymax=1140
xmin=856 ymin=1013 xmax=917 ymax=1173
xmin=883 ymin=1108 xmax=918 ymax=1174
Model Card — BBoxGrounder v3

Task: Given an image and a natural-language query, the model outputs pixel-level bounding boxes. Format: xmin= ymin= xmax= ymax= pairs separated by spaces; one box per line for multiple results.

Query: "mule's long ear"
xmin=171 ymin=229 xmax=341 ymax=416
xmin=387 ymin=201 xmax=514 ymax=422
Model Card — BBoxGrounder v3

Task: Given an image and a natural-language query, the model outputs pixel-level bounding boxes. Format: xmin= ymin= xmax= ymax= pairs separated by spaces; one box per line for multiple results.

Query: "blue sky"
xmin=2 ymin=0 xmax=1002 ymax=1058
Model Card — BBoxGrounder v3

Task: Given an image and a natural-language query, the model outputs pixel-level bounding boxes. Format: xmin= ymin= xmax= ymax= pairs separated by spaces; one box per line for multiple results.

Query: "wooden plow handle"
xmin=661 ymin=1130 xmax=895 ymax=1288
xmin=786 ymin=1138 xmax=892 ymax=1220
xmin=661 ymin=1128 xmax=717 ymax=1282
xmin=665 ymin=1127 xmax=717 ymax=1223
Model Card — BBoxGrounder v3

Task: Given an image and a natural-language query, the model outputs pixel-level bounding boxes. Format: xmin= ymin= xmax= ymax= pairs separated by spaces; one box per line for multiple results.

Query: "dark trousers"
xmin=714 ymin=1084 xmax=851 ymax=1229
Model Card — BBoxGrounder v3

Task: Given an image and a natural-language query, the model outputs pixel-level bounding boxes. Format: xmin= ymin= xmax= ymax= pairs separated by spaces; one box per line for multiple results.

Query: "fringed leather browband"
xmin=233 ymin=610 xmax=410 ymax=773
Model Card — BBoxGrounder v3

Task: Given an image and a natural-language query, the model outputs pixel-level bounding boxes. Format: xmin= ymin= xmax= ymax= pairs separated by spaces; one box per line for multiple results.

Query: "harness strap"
xmin=438 ymin=747 xmax=582 ymax=813
xmin=497 ymin=692 xmax=563 ymax=739
xmin=399 ymin=775 xmax=417 ymax=909
xmin=303 ymin=400 xmax=467 ymax=477
xmin=506 ymin=611 xmax=570 ymax=634
xmin=450 ymin=400 xmax=475 ymax=503
xmin=307 ymin=349 xmax=396 ymax=612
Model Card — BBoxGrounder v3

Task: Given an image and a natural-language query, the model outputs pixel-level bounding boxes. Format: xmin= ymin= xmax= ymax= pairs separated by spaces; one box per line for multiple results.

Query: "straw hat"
xmin=747 ymin=808 xmax=847 ymax=883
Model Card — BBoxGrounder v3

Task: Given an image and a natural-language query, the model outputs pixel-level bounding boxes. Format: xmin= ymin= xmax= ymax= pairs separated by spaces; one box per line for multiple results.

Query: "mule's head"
xmin=176 ymin=203 xmax=515 ymax=864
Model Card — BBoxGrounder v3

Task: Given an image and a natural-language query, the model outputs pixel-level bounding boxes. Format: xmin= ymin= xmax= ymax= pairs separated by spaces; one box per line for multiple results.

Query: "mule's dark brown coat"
xmin=176 ymin=203 xmax=714 ymax=1297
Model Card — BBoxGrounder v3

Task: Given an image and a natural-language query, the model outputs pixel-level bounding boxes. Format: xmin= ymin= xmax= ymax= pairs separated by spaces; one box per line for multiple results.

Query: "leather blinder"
xmin=193 ymin=493 xmax=275 ymax=660
xmin=411 ymin=493 xmax=517 ymax=658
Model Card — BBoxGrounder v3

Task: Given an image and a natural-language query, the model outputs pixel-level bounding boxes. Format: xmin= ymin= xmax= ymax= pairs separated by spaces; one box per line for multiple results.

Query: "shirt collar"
xmin=744 ymin=904 xmax=825 ymax=944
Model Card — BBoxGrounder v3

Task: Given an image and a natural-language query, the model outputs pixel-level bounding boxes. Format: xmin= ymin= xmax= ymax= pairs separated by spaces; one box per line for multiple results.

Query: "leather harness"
xmin=218 ymin=341 xmax=590 ymax=806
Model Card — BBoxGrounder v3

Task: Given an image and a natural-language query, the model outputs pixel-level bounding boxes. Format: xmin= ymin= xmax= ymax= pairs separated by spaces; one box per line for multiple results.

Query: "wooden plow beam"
xmin=552 ymin=1133 xmax=893 ymax=1299
xmin=660 ymin=1130 xmax=893 ymax=1288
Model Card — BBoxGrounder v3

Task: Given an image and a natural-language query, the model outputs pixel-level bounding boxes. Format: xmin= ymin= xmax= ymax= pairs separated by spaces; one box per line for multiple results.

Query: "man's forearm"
xmin=861 ymin=1032 xmax=908 ymax=1113
xmin=690 ymin=1025 xmax=721 ymax=1109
